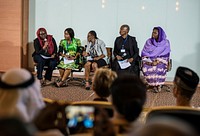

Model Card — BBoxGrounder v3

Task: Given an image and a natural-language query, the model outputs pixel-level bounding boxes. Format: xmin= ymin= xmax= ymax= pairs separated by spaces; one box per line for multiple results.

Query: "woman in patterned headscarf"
xmin=141 ymin=27 xmax=171 ymax=93
xmin=32 ymin=28 xmax=58 ymax=86
xmin=56 ymin=28 xmax=82 ymax=87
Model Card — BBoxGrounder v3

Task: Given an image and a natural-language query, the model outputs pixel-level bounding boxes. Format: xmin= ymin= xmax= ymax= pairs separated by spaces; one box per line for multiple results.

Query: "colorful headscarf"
xmin=36 ymin=28 xmax=54 ymax=55
xmin=141 ymin=27 xmax=171 ymax=57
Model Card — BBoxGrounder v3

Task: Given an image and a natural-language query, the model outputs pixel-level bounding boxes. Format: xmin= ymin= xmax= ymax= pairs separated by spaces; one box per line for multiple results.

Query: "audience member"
xmin=0 ymin=117 xmax=35 ymax=136
xmin=92 ymin=68 xmax=117 ymax=101
xmin=173 ymin=66 xmax=199 ymax=107
xmin=32 ymin=28 xmax=58 ymax=86
xmin=83 ymin=30 xmax=108 ymax=90
xmin=0 ymin=68 xmax=45 ymax=123
xmin=141 ymin=26 xmax=171 ymax=93
xmin=93 ymin=108 xmax=116 ymax=136
xmin=131 ymin=116 xmax=198 ymax=136
xmin=34 ymin=102 xmax=68 ymax=136
xmin=110 ymin=74 xmax=146 ymax=134
xmin=112 ymin=24 xmax=140 ymax=76
xmin=56 ymin=28 xmax=82 ymax=87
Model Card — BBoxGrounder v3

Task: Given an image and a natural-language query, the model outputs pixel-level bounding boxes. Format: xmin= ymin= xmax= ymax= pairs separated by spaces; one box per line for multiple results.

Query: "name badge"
xmin=121 ymin=49 xmax=125 ymax=53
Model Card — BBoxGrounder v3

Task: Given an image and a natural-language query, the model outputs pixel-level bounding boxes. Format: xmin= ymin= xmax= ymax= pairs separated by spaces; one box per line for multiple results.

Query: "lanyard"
xmin=122 ymin=36 xmax=128 ymax=49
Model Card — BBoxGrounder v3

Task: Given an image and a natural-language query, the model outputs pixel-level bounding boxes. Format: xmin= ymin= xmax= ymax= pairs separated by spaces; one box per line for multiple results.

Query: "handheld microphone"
xmin=44 ymin=38 xmax=48 ymax=53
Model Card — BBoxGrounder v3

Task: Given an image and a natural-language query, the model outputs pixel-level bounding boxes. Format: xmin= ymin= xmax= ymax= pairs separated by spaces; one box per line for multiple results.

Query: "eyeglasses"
xmin=39 ymin=32 xmax=46 ymax=35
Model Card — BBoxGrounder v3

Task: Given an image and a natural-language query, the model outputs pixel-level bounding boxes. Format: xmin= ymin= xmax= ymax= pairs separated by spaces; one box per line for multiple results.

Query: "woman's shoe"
xmin=55 ymin=81 xmax=67 ymax=87
xmin=85 ymin=81 xmax=90 ymax=90
xmin=153 ymin=86 xmax=159 ymax=93
xmin=40 ymin=79 xmax=46 ymax=87
xmin=157 ymin=85 xmax=162 ymax=92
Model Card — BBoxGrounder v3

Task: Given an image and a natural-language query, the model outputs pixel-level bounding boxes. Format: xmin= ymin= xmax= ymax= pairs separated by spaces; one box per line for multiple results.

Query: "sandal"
xmin=40 ymin=79 xmax=46 ymax=87
xmin=85 ymin=81 xmax=90 ymax=90
xmin=153 ymin=86 xmax=159 ymax=93
xmin=55 ymin=81 xmax=68 ymax=87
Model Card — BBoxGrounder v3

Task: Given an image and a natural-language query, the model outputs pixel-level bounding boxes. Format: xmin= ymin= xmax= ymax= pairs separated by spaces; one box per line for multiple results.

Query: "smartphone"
xmin=65 ymin=105 xmax=95 ymax=133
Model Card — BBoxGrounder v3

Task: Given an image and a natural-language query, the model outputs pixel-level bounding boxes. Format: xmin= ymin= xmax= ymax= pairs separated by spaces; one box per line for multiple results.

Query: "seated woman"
xmin=141 ymin=26 xmax=171 ymax=93
xmin=56 ymin=28 xmax=81 ymax=87
xmin=83 ymin=30 xmax=108 ymax=90
xmin=92 ymin=68 xmax=117 ymax=101
xmin=32 ymin=28 xmax=58 ymax=85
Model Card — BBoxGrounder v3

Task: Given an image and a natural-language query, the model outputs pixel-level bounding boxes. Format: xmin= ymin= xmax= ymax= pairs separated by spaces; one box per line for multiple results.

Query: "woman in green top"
xmin=56 ymin=28 xmax=81 ymax=87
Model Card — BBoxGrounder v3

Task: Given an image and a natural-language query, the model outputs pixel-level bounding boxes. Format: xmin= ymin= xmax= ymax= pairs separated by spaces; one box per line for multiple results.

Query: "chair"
xmin=146 ymin=106 xmax=200 ymax=134
xmin=161 ymin=58 xmax=172 ymax=91
xmin=71 ymin=101 xmax=114 ymax=118
xmin=105 ymin=47 xmax=113 ymax=68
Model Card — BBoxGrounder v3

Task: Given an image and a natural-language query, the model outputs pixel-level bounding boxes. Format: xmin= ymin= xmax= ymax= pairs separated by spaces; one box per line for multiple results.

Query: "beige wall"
xmin=0 ymin=0 xmax=28 ymax=72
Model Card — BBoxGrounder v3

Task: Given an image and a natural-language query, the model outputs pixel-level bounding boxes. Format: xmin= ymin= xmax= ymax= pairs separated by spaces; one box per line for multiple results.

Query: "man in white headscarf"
xmin=0 ymin=68 xmax=45 ymax=123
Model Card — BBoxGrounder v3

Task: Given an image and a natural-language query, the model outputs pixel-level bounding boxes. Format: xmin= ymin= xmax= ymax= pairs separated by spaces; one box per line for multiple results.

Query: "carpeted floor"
xmin=41 ymin=78 xmax=200 ymax=108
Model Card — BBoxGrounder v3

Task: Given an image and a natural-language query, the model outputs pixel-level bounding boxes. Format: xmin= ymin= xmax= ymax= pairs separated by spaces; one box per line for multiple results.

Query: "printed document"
xmin=64 ymin=58 xmax=74 ymax=64
xmin=142 ymin=58 xmax=152 ymax=63
xmin=40 ymin=55 xmax=52 ymax=59
xmin=87 ymin=56 xmax=93 ymax=61
xmin=118 ymin=59 xmax=131 ymax=69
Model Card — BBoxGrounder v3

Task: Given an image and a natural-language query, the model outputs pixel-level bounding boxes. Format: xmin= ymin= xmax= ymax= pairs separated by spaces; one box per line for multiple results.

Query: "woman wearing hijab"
xmin=32 ymin=28 xmax=58 ymax=86
xmin=0 ymin=68 xmax=45 ymax=123
xmin=141 ymin=26 xmax=171 ymax=93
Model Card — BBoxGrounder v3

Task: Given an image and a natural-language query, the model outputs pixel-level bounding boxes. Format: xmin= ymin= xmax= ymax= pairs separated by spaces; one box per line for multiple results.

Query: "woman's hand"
xmin=82 ymin=51 xmax=88 ymax=57
xmin=43 ymin=41 xmax=48 ymax=50
xmin=116 ymin=55 xmax=123 ymax=60
xmin=51 ymin=54 xmax=55 ymax=58
xmin=152 ymin=60 xmax=160 ymax=66
xmin=94 ymin=57 xmax=100 ymax=61
xmin=67 ymin=56 xmax=75 ymax=60
xmin=127 ymin=58 xmax=133 ymax=63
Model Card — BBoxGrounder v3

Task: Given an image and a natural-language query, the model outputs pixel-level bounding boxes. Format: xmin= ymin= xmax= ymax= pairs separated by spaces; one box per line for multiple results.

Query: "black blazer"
xmin=113 ymin=35 xmax=140 ymax=63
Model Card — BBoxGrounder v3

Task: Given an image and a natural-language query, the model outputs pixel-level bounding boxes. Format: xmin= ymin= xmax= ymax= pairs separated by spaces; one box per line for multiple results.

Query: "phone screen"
xmin=66 ymin=105 xmax=95 ymax=132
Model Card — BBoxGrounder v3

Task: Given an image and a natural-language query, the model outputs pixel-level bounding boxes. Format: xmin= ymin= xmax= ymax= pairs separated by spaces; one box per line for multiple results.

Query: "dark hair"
xmin=110 ymin=74 xmax=146 ymax=122
xmin=65 ymin=28 xmax=74 ymax=39
xmin=89 ymin=30 xmax=98 ymax=39
xmin=121 ymin=24 xmax=130 ymax=32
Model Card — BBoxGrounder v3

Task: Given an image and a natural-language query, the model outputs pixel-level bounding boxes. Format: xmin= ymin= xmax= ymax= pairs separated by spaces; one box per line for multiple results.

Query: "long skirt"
xmin=142 ymin=60 xmax=168 ymax=86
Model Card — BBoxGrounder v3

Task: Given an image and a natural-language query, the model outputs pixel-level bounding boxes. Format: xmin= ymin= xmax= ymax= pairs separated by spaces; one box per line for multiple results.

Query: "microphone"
xmin=44 ymin=38 xmax=48 ymax=53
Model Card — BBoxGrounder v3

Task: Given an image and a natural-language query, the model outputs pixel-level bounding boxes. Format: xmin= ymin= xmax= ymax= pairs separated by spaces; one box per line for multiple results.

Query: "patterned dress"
xmin=57 ymin=38 xmax=81 ymax=69
xmin=141 ymin=27 xmax=171 ymax=86
xmin=142 ymin=54 xmax=169 ymax=86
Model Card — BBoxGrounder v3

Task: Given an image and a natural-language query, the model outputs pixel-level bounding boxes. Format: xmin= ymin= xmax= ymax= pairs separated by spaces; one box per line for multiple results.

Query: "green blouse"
xmin=57 ymin=38 xmax=81 ymax=69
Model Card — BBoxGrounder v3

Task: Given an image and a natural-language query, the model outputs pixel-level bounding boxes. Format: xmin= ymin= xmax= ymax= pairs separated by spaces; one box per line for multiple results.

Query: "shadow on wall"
xmin=27 ymin=42 xmax=35 ymax=72
xmin=179 ymin=43 xmax=200 ymax=77
xmin=196 ymin=43 xmax=200 ymax=75
xmin=0 ymin=41 xmax=21 ymax=71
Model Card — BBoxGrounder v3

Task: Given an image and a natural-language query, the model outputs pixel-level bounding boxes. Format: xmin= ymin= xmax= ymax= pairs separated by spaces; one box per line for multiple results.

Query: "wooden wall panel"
xmin=0 ymin=0 xmax=26 ymax=72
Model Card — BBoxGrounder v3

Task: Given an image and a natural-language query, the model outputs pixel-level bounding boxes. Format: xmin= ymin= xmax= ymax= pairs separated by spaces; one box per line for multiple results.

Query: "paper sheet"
xmin=64 ymin=58 xmax=74 ymax=64
xmin=40 ymin=54 xmax=52 ymax=59
xmin=142 ymin=58 xmax=152 ymax=63
xmin=118 ymin=59 xmax=131 ymax=69
xmin=87 ymin=56 xmax=93 ymax=61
